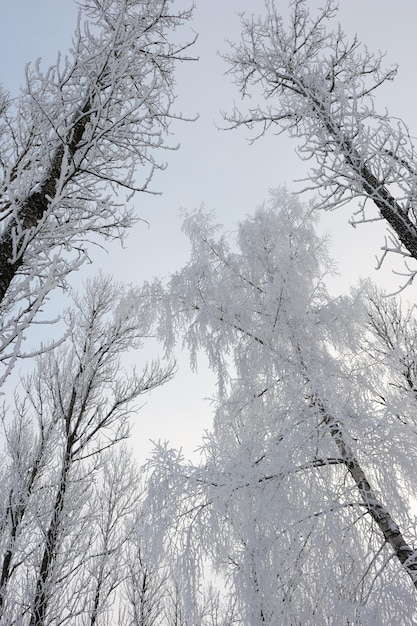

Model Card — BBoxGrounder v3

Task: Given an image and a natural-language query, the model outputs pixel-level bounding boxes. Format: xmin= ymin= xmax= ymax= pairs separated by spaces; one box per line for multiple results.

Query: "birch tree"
xmin=223 ymin=0 xmax=417 ymax=285
xmin=0 ymin=0 xmax=194 ymax=384
xmin=147 ymin=189 xmax=417 ymax=624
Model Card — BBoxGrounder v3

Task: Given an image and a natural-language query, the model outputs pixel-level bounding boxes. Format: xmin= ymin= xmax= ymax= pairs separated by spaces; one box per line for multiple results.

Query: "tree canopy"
xmin=2 ymin=1 xmax=417 ymax=624
xmin=147 ymin=189 xmax=417 ymax=624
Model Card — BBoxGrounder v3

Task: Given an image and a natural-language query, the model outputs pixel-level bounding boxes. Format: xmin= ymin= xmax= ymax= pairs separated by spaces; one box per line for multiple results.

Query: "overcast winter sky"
xmin=1 ymin=0 xmax=417 ymax=460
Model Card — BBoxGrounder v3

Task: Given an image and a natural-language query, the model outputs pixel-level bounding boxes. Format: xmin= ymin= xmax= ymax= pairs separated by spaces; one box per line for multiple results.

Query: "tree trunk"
xmin=0 ymin=102 xmax=91 ymax=303
xmin=29 ymin=449 xmax=72 ymax=626
xmin=0 ymin=457 xmax=45 ymax=617
xmin=315 ymin=396 xmax=417 ymax=589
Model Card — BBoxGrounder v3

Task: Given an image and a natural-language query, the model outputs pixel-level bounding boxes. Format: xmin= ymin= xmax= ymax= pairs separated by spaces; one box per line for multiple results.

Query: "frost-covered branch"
xmin=224 ymin=0 xmax=417 ymax=280
xmin=0 ymin=0 xmax=195 ymax=383
xmin=0 ymin=274 xmax=174 ymax=624
xmin=149 ymin=189 xmax=417 ymax=622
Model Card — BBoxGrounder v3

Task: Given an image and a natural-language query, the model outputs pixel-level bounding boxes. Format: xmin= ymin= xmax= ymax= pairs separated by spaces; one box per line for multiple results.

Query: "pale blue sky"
xmin=1 ymin=1 xmax=417 ymax=459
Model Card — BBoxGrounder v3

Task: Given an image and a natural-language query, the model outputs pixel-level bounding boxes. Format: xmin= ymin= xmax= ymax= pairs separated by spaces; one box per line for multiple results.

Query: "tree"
xmin=0 ymin=3 xmax=198 ymax=622
xmin=0 ymin=0 xmax=194 ymax=385
xmin=0 ymin=274 xmax=174 ymax=625
xmin=75 ymin=446 xmax=145 ymax=626
xmin=147 ymin=189 xmax=417 ymax=624
xmin=120 ymin=487 xmax=240 ymax=626
xmin=121 ymin=504 xmax=169 ymax=626
xmin=223 ymin=0 xmax=417 ymax=286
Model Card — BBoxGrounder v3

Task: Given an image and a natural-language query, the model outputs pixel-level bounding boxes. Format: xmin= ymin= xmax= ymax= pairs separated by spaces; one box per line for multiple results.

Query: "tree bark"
xmin=0 ymin=101 xmax=91 ymax=304
xmin=315 ymin=397 xmax=417 ymax=589
xmin=29 ymin=447 xmax=72 ymax=626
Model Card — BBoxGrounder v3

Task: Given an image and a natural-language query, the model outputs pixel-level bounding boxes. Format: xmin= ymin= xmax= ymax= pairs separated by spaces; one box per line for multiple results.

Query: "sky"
xmin=1 ymin=0 xmax=417 ymax=461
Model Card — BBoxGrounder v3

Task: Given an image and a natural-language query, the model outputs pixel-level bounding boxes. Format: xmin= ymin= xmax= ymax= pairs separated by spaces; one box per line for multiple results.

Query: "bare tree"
xmin=122 ymin=518 xmax=168 ymax=626
xmin=0 ymin=275 xmax=173 ymax=625
xmin=0 ymin=3 xmax=196 ymax=621
xmin=223 ymin=0 xmax=417 ymax=286
xmin=0 ymin=0 xmax=194 ymax=384
xmin=67 ymin=446 xmax=144 ymax=626
xmin=0 ymin=384 xmax=61 ymax=620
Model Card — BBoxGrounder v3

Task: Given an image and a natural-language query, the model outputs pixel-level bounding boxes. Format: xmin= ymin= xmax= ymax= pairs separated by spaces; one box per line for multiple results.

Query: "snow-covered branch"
xmin=224 ymin=0 xmax=417 ymax=280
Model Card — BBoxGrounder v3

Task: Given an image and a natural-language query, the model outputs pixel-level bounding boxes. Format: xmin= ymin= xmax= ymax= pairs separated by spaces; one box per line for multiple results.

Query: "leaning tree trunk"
xmin=0 ymin=101 xmax=91 ymax=303
xmin=313 ymin=395 xmax=417 ymax=589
